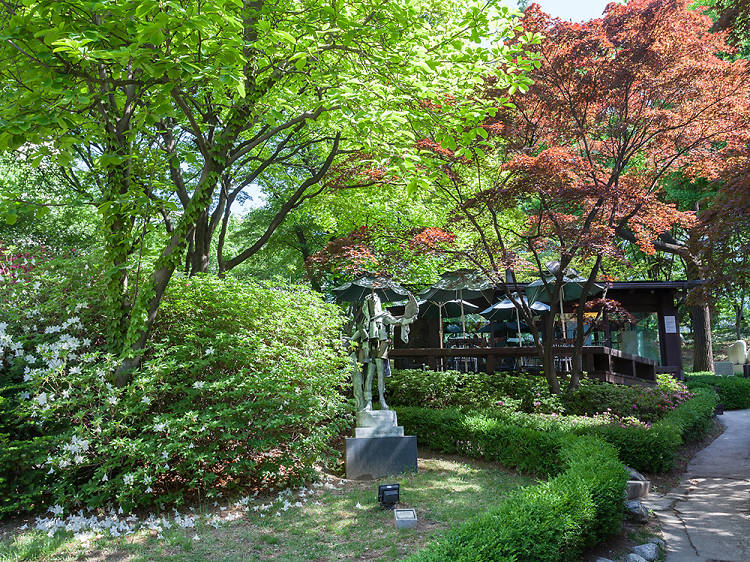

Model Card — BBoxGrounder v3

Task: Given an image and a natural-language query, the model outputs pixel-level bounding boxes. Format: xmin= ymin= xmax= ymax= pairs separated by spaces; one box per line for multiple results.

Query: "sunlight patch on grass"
xmin=0 ymin=453 xmax=535 ymax=561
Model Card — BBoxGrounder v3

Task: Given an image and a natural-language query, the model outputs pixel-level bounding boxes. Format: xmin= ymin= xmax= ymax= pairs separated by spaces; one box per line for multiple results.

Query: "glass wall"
xmin=610 ymin=312 xmax=661 ymax=364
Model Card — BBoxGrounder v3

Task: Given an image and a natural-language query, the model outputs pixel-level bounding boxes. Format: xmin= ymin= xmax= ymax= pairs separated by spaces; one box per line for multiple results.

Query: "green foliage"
xmin=388 ymin=369 xmax=563 ymax=413
xmin=687 ymin=374 xmax=750 ymax=409
xmin=0 ymin=0 xmax=540 ymax=360
xmin=405 ymin=428 xmax=626 ymax=561
xmin=400 ymin=389 xmax=716 ymax=559
xmin=389 ymin=369 xmax=693 ymax=421
xmin=397 ymin=387 xmax=717 ymax=475
xmin=562 ymin=373 xmax=695 ymax=423
xmin=1 ymin=269 xmax=350 ymax=516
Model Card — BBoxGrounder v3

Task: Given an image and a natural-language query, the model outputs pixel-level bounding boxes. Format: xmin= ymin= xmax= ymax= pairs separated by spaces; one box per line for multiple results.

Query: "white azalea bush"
xmin=2 ymin=245 xmax=351 ymax=517
xmin=1 ymin=241 xmax=104 ymax=517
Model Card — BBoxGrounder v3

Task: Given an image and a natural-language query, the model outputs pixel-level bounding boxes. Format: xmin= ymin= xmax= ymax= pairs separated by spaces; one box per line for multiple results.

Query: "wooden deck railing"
xmin=389 ymin=345 xmax=657 ymax=386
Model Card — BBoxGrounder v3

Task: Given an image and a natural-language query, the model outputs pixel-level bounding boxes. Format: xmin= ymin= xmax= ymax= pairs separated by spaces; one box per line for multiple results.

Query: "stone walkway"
xmin=643 ymin=409 xmax=750 ymax=562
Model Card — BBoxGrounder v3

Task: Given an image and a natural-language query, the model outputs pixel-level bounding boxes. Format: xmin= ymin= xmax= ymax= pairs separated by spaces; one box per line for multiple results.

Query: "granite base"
xmin=345 ymin=435 xmax=418 ymax=480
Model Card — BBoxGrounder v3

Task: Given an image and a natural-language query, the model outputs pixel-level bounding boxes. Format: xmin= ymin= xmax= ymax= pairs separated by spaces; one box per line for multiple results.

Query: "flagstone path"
xmin=643 ymin=408 xmax=750 ymax=562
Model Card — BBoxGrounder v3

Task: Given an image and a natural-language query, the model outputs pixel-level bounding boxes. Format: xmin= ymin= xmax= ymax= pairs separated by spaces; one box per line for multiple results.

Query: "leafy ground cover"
xmin=0 ymin=453 xmax=534 ymax=561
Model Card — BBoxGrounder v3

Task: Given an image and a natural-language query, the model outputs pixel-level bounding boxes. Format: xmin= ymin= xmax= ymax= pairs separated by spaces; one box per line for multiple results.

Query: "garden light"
xmin=377 ymin=483 xmax=399 ymax=509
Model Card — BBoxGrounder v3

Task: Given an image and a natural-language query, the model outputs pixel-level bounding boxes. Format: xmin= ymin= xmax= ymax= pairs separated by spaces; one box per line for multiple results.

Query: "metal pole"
xmin=560 ymin=287 xmax=567 ymax=339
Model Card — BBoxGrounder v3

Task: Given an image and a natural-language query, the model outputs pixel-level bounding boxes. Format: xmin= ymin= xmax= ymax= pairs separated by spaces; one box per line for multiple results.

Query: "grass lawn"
xmin=0 ymin=451 xmax=535 ymax=561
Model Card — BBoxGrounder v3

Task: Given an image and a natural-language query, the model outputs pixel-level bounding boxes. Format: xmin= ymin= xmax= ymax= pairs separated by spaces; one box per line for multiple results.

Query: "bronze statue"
xmin=348 ymin=292 xmax=418 ymax=411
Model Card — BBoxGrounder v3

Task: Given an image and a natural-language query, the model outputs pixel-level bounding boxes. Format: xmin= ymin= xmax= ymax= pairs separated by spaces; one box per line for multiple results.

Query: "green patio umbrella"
xmin=524 ymin=263 xmax=603 ymax=339
xmin=420 ymin=269 xmax=495 ymax=338
xmin=332 ymin=276 xmax=410 ymax=303
xmin=480 ymin=294 xmax=550 ymax=345
xmin=418 ymin=299 xmax=479 ymax=320
xmin=420 ymin=269 xmax=495 ymax=303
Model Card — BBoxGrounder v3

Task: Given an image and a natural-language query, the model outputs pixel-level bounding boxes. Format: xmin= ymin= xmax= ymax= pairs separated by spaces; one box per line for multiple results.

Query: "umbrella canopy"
xmin=479 ymin=295 xmax=550 ymax=321
xmin=419 ymin=269 xmax=495 ymax=303
xmin=524 ymin=273 xmax=604 ymax=304
xmin=418 ymin=299 xmax=478 ymax=320
xmin=524 ymin=263 xmax=604 ymax=340
xmin=480 ymin=320 xmax=530 ymax=333
xmin=332 ymin=276 xmax=410 ymax=303
xmin=444 ymin=324 xmax=463 ymax=333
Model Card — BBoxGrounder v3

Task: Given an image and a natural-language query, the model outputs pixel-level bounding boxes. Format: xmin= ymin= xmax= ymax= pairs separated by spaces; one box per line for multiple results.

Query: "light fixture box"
xmin=378 ymin=483 xmax=399 ymax=508
xmin=394 ymin=508 xmax=418 ymax=529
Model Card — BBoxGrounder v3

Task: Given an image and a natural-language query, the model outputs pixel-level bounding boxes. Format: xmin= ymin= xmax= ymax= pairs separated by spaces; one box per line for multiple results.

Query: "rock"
xmin=626 ymin=554 xmax=647 ymax=562
xmin=647 ymin=537 xmax=665 ymax=549
xmin=632 ymin=542 xmax=659 ymax=561
xmin=594 ymin=558 xmax=615 ymax=562
xmin=728 ymin=340 xmax=748 ymax=365
xmin=641 ymin=493 xmax=675 ymax=512
xmin=714 ymin=361 xmax=734 ymax=376
xmin=626 ymin=466 xmax=648 ymax=481
xmin=625 ymin=499 xmax=650 ymax=523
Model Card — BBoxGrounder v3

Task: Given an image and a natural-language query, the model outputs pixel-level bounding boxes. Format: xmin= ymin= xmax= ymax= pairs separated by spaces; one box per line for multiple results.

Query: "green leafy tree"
xmin=0 ymin=0 xmax=536 ymax=382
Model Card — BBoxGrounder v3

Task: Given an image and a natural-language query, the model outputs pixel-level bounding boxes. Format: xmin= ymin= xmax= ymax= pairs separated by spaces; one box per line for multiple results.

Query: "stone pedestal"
xmin=345 ymin=410 xmax=417 ymax=480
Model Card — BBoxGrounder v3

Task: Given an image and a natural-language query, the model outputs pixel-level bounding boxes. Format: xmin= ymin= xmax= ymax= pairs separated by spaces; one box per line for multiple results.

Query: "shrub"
xmin=2 ymin=273 xmax=350 ymax=516
xmin=405 ymin=429 xmax=626 ymax=561
xmin=389 ymin=369 xmax=692 ymax=421
xmin=0 ymin=243 xmax=103 ymax=517
xmin=398 ymin=388 xmax=717 ymax=475
xmin=562 ymin=374 xmax=694 ymax=423
xmin=389 ymin=369 xmax=564 ymax=413
xmin=686 ymin=375 xmax=750 ymax=410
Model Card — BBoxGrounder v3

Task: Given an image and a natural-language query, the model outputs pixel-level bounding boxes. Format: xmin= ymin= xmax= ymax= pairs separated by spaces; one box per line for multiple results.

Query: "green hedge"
xmin=397 ymin=388 xmax=717 ymax=475
xmin=399 ymin=422 xmax=626 ymax=561
xmin=687 ymin=375 xmax=750 ymax=410
xmin=400 ymin=391 xmax=717 ymax=560
xmin=395 ymin=407 xmax=564 ymax=476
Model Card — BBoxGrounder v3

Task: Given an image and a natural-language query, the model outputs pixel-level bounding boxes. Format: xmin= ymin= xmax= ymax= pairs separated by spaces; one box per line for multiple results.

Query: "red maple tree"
xmin=410 ymin=0 xmax=750 ymax=389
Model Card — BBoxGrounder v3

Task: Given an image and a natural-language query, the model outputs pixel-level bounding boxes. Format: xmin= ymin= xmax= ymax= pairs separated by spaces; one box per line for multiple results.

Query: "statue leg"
xmin=351 ymin=359 xmax=365 ymax=411
xmin=364 ymin=361 xmax=375 ymax=411
xmin=377 ymin=359 xmax=388 ymax=410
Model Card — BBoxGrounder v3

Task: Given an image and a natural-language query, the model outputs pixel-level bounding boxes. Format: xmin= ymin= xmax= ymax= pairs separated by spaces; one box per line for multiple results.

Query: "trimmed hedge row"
xmin=396 ymin=388 xmax=717 ymax=474
xmin=399 ymin=390 xmax=716 ymax=560
xmin=397 ymin=417 xmax=627 ymax=561
xmin=687 ymin=375 xmax=750 ymax=410
xmin=584 ymin=388 xmax=717 ymax=472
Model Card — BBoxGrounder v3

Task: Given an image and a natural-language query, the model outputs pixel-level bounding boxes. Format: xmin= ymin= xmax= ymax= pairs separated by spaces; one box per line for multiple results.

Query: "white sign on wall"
xmin=664 ymin=315 xmax=677 ymax=334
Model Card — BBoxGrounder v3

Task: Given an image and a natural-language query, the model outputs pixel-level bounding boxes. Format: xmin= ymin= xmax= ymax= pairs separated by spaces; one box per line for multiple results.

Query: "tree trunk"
xmin=115 ymin=162 xmax=222 ymax=386
xmin=102 ymin=157 xmax=133 ymax=352
xmin=736 ymin=289 xmax=745 ymax=340
xmin=689 ymin=302 xmax=714 ymax=372
xmin=686 ymin=250 xmax=714 ymax=373
xmin=188 ymin=210 xmax=211 ymax=275
xmin=295 ymin=226 xmax=322 ymax=292
xmin=569 ymin=257 xmax=602 ymax=390
xmin=542 ymin=311 xmax=560 ymax=394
